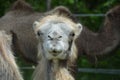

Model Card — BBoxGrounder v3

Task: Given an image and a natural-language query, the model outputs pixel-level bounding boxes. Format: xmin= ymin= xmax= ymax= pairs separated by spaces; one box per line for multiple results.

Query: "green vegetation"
xmin=0 ymin=0 xmax=120 ymax=80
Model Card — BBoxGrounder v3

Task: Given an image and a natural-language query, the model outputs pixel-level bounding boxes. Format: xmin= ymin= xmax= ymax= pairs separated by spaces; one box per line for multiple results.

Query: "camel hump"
xmin=10 ymin=0 xmax=33 ymax=12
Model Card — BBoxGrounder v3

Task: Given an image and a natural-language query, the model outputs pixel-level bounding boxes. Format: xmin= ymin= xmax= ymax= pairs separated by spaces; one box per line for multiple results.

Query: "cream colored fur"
xmin=0 ymin=31 xmax=23 ymax=80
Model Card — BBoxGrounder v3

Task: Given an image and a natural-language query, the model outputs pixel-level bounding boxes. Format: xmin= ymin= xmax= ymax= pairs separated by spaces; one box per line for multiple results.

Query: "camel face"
xmin=105 ymin=5 xmax=120 ymax=34
xmin=33 ymin=15 xmax=82 ymax=60
xmin=39 ymin=22 xmax=71 ymax=60
xmin=33 ymin=6 xmax=83 ymax=80
xmin=106 ymin=6 xmax=120 ymax=26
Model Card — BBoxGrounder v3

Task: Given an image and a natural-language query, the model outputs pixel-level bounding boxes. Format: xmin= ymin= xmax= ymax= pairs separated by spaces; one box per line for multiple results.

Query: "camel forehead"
xmin=40 ymin=22 xmax=73 ymax=34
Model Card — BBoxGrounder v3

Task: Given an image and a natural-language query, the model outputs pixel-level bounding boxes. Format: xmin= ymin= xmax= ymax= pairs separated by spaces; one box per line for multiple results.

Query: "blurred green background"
xmin=0 ymin=0 xmax=120 ymax=80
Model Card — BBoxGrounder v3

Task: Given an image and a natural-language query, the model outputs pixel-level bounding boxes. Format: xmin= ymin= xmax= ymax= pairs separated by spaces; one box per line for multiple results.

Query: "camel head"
xmin=106 ymin=5 xmax=120 ymax=28
xmin=33 ymin=6 xmax=82 ymax=61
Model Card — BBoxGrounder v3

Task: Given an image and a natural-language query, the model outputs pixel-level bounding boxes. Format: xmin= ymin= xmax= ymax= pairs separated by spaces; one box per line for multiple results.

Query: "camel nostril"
xmin=48 ymin=35 xmax=53 ymax=40
xmin=48 ymin=35 xmax=51 ymax=38
xmin=58 ymin=36 xmax=62 ymax=39
xmin=48 ymin=35 xmax=50 ymax=38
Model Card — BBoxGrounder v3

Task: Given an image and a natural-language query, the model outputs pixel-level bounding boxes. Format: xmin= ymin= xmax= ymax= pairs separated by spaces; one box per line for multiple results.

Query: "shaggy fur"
xmin=32 ymin=6 xmax=81 ymax=80
xmin=0 ymin=30 xmax=23 ymax=80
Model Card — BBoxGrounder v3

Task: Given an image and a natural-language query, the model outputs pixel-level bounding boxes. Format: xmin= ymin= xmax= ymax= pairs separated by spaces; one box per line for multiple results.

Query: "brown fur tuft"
xmin=52 ymin=6 xmax=72 ymax=16
xmin=43 ymin=6 xmax=78 ymax=23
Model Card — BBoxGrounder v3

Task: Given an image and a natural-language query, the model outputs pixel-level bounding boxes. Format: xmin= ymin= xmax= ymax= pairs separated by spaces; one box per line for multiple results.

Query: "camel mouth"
xmin=45 ymin=52 xmax=68 ymax=60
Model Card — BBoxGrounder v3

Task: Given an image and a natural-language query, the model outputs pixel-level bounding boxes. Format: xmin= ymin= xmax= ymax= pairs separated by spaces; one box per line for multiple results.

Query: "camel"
xmin=76 ymin=5 xmax=120 ymax=62
xmin=0 ymin=0 xmax=42 ymax=63
xmin=0 ymin=0 xmax=120 ymax=64
xmin=32 ymin=6 xmax=83 ymax=80
xmin=0 ymin=30 xmax=23 ymax=80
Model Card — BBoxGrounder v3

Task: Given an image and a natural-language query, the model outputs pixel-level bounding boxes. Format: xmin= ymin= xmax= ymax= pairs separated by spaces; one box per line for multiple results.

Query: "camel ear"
xmin=33 ymin=21 xmax=40 ymax=33
xmin=75 ymin=23 xmax=83 ymax=38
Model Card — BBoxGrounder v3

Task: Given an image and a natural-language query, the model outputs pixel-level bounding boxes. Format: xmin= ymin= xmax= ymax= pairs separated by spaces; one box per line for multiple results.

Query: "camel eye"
xmin=70 ymin=32 xmax=75 ymax=37
xmin=37 ymin=31 xmax=43 ymax=36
